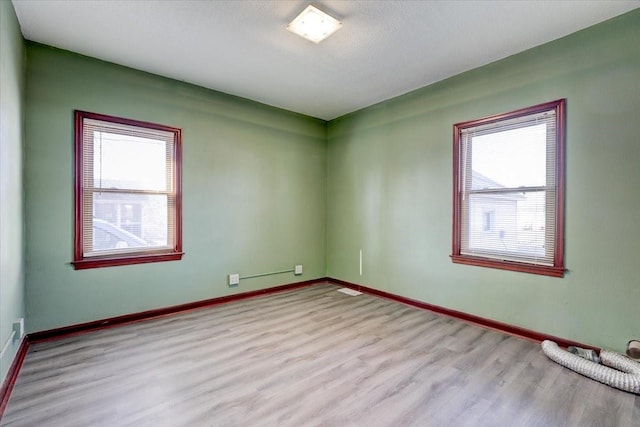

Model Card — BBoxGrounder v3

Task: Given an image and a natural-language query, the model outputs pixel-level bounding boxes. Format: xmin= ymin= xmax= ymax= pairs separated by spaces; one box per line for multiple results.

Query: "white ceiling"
xmin=11 ymin=1 xmax=639 ymax=120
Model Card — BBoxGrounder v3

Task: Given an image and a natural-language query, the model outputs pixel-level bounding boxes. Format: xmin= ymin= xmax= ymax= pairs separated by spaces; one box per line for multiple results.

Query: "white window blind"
xmin=81 ymin=118 xmax=177 ymax=257
xmin=459 ymin=108 xmax=558 ymax=266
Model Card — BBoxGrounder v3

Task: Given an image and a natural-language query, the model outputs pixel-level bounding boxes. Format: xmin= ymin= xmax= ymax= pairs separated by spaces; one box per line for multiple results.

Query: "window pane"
xmin=471 ymin=124 xmax=547 ymax=189
xmin=464 ymin=191 xmax=549 ymax=263
xmin=93 ymin=132 xmax=169 ymax=191
xmin=92 ymin=192 xmax=169 ymax=252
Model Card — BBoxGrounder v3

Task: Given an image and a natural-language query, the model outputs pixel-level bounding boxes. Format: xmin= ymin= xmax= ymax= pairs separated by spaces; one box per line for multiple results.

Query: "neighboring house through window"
xmin=73 ymin=111 xmax=183 ymax=269
xmin=452 ymin=99 xmax=566 ymax=277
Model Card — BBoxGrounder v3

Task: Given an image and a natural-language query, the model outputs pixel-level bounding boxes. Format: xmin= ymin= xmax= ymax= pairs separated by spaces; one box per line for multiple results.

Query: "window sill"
xmin=451 ymin=254 xmax=565 ymax=278
xmin=72 ymin=251 xmax=184 ymax=270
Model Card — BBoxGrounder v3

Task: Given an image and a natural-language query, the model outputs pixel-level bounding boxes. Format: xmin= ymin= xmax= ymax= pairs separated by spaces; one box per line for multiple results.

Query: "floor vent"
xmin=337 ymin=288 xmax=362 ymax=296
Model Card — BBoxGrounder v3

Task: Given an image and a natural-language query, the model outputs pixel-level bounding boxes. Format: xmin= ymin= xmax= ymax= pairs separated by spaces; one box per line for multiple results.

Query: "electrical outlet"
xmin=294 ymin=265 xmax=303 ymax=275
xmin=228 ymin=273 xmax=240 ymax=286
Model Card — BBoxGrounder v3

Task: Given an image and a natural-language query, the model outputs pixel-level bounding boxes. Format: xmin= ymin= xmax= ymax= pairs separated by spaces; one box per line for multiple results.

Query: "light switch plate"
xmin=12 ymin=318 xmax=24 ymax=340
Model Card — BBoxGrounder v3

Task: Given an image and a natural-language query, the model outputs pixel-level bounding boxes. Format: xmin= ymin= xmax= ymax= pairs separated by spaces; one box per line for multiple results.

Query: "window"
xmin=73 ymin=111 xmax=183 ymax=269
xmin=482 ymin=211 xmax=494 ymax=232
xmin=452 ymin=99 xmax=565 ymax=277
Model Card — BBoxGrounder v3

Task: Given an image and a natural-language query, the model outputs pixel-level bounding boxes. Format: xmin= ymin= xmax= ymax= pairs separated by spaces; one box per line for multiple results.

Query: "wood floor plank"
xmin=1 ymin=283 xmax=638 ymax=426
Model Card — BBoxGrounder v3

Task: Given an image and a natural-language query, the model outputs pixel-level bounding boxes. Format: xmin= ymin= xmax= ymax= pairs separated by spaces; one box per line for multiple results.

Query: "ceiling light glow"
xmin=287 ymin=5 xmax=342 ymax=44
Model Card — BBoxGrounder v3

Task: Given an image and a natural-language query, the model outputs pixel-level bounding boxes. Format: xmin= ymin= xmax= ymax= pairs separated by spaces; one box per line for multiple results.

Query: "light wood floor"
xmin=2 ymin=283 xmax=639 ymax=426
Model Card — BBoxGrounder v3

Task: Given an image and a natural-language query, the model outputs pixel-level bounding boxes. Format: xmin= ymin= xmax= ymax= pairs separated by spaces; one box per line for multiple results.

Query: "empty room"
xmin=1 ymin=0 xmax=639 ymax=425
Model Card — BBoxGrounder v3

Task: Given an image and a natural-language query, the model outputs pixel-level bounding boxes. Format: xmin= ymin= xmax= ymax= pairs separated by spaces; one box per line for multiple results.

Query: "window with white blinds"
xmin=73 ymin=111 xmax=183 ymax=269
xmin=452 ymin=100 xmax=565 ymax=277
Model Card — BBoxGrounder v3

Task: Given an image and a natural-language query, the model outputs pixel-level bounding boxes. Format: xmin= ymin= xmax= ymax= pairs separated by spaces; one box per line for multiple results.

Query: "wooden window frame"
xmin=452 ymin=99 xmax=566 ymax=277
xmin=72 ymin=111 xmax=183 ymax=270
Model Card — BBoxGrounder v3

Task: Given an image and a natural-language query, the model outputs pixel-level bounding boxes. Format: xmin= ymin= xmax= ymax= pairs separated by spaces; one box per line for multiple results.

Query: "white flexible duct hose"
xmin=541 ymin=340 xmax=640 ymax=394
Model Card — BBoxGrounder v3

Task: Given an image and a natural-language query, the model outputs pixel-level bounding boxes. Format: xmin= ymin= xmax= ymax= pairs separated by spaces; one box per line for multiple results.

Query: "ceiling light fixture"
xmin=287 ymin=5 xmax=342 ymax=44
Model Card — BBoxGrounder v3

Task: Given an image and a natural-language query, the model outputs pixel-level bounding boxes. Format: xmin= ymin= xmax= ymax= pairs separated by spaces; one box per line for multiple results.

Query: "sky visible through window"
xmin=93 ymin=132 xmax=167 ymax=191
xmin=472 ymin=124 xmax=547 ymax=188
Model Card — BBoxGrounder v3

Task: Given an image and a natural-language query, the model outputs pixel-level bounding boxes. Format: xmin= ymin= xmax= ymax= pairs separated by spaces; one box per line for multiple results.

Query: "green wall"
xmin=24 ymin=43 xmax=327 ymax=332
xmin=327 ymin=10 xmax=640 ymax=352
xmin=0 ymin=0 xmax=26 ymax=383
xmin=21 ymin=8 xmax=640 ymax=352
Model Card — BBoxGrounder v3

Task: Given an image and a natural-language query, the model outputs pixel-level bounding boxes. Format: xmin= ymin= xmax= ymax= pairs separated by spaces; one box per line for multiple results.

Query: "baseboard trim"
xmin=28 ymin=278 xmax=325 ymax=344
xmin=327 ymin=277 xmax=600 ymax=352
xmin=0 ymin=337 xmax=29 ymax=419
